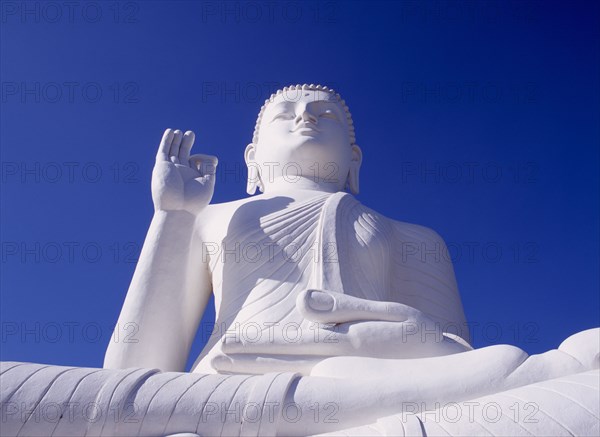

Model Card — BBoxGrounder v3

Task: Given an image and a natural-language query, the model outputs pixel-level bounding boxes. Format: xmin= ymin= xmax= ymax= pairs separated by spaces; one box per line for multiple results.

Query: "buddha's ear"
xmin=347 ymin=144 xmax=362 ymax=195
xmin=244 ymin=143 xmax=263 ymax=195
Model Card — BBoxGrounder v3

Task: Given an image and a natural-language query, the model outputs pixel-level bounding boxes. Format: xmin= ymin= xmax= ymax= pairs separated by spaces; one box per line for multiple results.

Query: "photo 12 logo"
xmin=1 ymin=2 xmax=140 ymax=24
xmin=1 ymin=161 xmax=141 ymax=184
xmin=199 ymin=1 xmax=338 ymax=24
xmin=1 ymin=82 xmax=140 ymax=104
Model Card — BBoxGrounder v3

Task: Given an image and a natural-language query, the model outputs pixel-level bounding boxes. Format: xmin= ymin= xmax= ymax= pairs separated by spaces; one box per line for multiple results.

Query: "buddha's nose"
xmin=296 ymin=109 xmax=317 ymax=125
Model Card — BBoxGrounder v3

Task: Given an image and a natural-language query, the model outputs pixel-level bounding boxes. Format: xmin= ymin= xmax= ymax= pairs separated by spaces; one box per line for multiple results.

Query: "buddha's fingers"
xmin=189 ymin=154 xmax=218 ymax=177
xmin=178 ymin=130 xmax=195 ymax=164
xmin=296 ymin=289 xmax=414 ymax=325
xmin=156 ymin=128 xmax=175 ymax=161
xmin=210 ymin=353 xmax=320 ymax=375
xmin=169 ymin=129 xmax=184 ymax=164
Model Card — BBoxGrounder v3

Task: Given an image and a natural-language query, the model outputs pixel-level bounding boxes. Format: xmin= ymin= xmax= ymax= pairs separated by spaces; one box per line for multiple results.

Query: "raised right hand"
xmin=151 ymin=128 xmax=218 ymax=215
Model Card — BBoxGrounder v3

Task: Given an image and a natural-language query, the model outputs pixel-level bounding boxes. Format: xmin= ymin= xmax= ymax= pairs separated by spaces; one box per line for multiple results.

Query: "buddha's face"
xmin=250 ymin=89 xmax=359 ymax=192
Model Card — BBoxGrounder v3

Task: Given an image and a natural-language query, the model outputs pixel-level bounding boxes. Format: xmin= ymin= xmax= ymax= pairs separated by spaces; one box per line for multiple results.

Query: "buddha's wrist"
xmin=152 ymin=208 xmax=196 ymax=221
xmin=148 ymin=209 xmax=197 ymax=238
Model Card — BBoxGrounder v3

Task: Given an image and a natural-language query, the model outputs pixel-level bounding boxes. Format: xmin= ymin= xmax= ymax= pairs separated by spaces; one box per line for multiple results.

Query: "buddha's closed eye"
xmin=271 ymin=112 xmax=295 ymax=122
xmin=320 ymin=110 xmax=339 ymax=120
xmin=271 ymin=110 xmax=339 ymax=123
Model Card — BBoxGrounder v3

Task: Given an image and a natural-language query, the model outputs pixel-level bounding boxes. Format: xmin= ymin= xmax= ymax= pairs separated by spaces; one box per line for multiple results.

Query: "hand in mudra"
xmin=152 ymin=128 xmax=218 ymax=215
xmin=213 ymin=290 xmax=471 ymax=375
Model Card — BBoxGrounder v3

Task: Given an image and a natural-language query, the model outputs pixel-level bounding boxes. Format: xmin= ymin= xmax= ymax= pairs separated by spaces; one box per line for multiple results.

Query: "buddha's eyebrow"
xmin=269 ymin=102 xmax=295 ymax=113
xmin=312 ymin=100 xmax=343 ymax=111
xmin=316 ymin=100 xmax=338 ymax=106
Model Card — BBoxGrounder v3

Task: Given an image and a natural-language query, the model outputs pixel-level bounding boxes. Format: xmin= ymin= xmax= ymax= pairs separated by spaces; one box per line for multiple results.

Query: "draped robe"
xmin=192 ymin=191 xmax=468 ymax=373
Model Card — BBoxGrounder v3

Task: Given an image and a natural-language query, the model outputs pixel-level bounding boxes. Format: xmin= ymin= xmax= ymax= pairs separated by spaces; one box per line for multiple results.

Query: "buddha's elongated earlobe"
xmin=245 ymin=143 xmax=264 ymax=195
xmin=347 ymin=144 xmax=362 ymax=195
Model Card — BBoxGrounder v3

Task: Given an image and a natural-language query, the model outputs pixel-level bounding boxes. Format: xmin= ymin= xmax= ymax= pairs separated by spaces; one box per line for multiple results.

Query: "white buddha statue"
xmin=104 ymin=84 xmax=470 ymax=377
xmin=1 ymin=84 xmax=598 ymax=437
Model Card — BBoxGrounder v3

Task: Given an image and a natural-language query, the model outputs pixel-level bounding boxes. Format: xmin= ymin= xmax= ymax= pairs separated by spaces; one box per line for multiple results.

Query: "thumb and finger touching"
xmin=296 ymin=289 xmax=412 ymax=325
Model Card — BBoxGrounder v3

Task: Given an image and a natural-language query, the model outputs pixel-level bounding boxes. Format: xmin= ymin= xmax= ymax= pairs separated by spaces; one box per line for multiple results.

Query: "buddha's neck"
xmin=262 ymin=176 xmax=343 ymax=195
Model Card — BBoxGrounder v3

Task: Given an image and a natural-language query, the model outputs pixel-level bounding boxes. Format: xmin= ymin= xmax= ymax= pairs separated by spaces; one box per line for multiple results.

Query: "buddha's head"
xmin=245 ymin=84 xmax=362 ymax=195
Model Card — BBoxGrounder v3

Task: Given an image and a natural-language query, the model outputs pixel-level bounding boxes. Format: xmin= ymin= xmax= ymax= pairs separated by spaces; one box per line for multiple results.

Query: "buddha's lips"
xmin=291 ymin=123 xmax=321 ymax=134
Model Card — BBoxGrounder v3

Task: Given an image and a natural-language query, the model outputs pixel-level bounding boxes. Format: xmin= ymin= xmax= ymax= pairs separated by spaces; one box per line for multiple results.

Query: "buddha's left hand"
xmin=211 ymin=290 xmax=471 ymax=375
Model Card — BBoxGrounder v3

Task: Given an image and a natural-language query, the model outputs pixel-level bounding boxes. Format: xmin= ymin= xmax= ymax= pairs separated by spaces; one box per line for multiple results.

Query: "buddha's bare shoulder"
xmin=194 ymin=193 xmax=298 ymax=239
xmin=204 ymin=193 xmax=297 ymax=215
xmin=204 ymin=195 xmax=257 ymax=214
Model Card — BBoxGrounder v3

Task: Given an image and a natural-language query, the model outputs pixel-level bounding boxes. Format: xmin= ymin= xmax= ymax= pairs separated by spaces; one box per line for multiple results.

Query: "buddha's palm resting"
xmin=1 ymin=85 xmax=598 ymax=437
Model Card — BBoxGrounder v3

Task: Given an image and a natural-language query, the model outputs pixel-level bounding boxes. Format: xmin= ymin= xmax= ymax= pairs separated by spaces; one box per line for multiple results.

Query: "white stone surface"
xmin=1 ymin=84 xmax=598 ymax=436
xmin=1 ymin=330 xmax=598 ymax=436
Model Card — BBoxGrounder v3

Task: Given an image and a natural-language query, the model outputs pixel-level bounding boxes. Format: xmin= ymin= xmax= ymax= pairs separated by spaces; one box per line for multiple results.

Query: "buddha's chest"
xmin=199 ymin=193 xmax=392 ymax=325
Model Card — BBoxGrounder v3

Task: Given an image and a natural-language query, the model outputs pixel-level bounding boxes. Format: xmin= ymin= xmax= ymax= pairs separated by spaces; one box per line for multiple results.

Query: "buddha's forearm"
xmin=105 ymin=210 xmax=206 ymax=372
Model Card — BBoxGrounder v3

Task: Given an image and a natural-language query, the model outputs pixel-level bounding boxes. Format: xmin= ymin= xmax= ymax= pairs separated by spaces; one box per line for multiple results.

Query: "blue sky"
xmin=1 ymin=0 xmax=598 ymax=371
